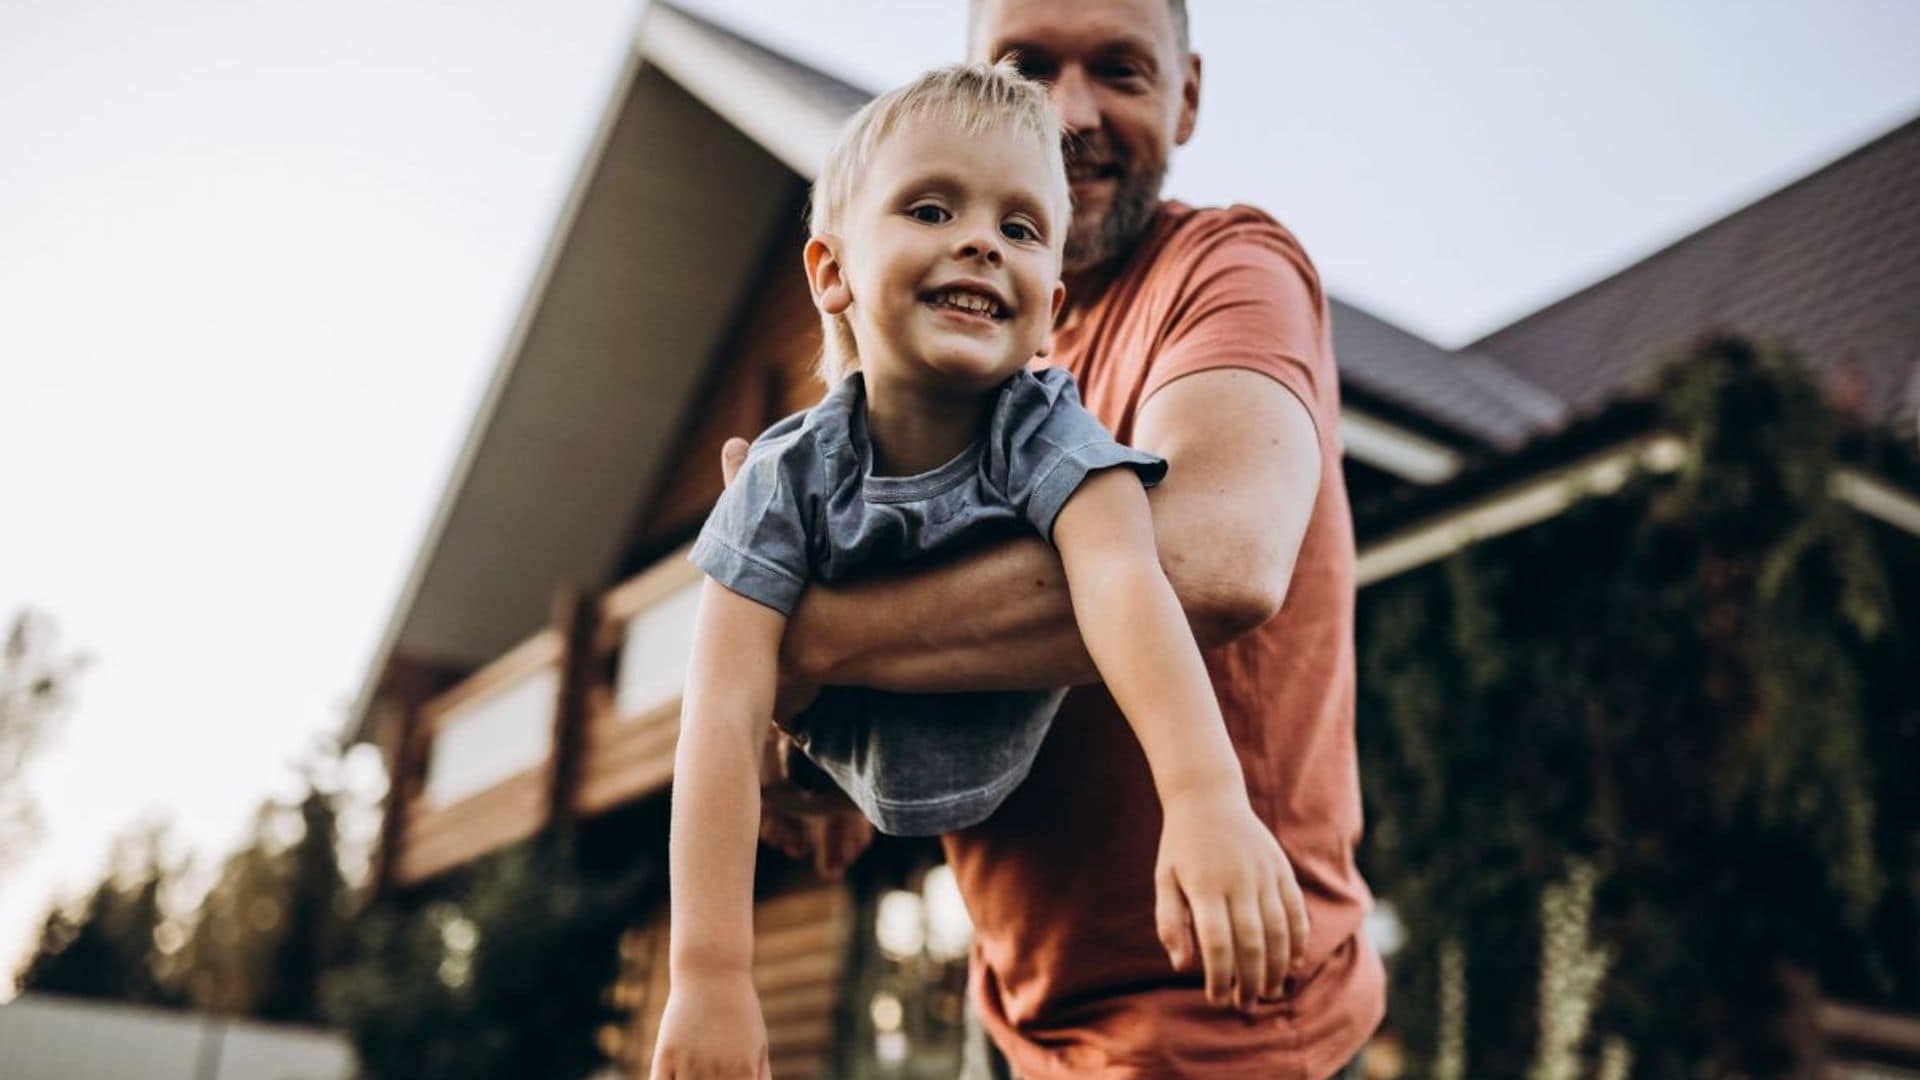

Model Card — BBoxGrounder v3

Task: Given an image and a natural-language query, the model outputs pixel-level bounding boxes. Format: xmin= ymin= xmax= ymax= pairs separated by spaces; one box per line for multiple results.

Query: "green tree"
xmin=257 ymin=780 xmax=350 ymax=1023
xmin=175 ymin=749 xmax=354 ymax=1023
xmin=16 ymin=820 xmax=185 ymax=1007
xmin=0 ymin=609 xmax=87 ymax=869
xmin=324 ymin=839 xmax=652 ymax=1080
xmin=176 ymin=800 xmax=296 ymax=1014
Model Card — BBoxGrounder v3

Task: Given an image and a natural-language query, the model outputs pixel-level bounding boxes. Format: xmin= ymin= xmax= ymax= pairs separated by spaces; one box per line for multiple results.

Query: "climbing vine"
xmin=1357 ymin=336 xmax=1920 ymax=1077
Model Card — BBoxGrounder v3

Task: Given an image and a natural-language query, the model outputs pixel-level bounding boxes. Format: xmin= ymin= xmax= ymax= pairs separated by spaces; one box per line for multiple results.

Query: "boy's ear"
xmin=804 ymin=235 xmax=853 ymax=316
xmin=1034 ymin=280 xmax=1067 ymax=357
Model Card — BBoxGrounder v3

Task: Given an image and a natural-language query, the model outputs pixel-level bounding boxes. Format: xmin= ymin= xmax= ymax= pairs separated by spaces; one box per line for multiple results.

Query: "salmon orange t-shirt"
xmin=941 ymin=202 xmax=1385 ymax=1079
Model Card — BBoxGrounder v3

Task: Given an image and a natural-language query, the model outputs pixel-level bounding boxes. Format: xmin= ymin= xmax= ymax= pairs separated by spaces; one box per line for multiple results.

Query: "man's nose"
xmin=1049 ymin=65 xmax=1100 ymax=136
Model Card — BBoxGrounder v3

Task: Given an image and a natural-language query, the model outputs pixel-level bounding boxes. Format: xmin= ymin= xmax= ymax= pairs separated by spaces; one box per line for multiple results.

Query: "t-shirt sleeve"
xmin=686 ymin=433 xmax=816 ymax=616
xmin=1140 ymin=209 xmax=1335 ymax=442
xmin=1000 ymin=368 xmax=1168 ymax=543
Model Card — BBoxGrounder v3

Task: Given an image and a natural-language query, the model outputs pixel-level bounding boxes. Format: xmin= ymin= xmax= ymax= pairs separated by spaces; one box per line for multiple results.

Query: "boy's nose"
xmin=956 ymin=233 xmax=1003 ymax=265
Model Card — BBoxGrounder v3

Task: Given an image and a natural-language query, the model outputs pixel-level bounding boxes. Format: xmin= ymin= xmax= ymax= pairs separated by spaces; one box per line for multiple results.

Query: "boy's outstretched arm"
xmin=652 ymin=579 xmax=786 ymax=1080
xmin=772 ymin=368 xmax=1321 ymax=693
xmin=1050 ymin=467 xmax=1312 ymax=1011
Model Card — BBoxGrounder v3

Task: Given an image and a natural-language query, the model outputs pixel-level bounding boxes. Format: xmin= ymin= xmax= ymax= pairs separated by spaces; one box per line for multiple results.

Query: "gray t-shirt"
xmin=688 ymin=366 xmax=1166 ymax=835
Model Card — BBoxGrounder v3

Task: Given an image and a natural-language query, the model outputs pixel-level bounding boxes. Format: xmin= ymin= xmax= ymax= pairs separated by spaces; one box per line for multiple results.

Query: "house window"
xmin=420 ymin=667 xmax=558 ymax=807
xmin=614 ymin=580 xmax=702 ymax=718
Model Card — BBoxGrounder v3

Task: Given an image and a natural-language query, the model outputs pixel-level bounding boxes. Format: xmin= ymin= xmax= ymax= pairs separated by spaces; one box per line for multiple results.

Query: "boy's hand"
xmin=1154 ymin=789 xmax=1311 ymax=1011
xmin=650 ymin=970 xmax=770 ymax=1079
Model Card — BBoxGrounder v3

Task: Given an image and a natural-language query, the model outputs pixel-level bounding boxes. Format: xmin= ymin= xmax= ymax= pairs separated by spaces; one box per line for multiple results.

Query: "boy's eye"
xmin=1001 ymin=220 xmax=1039 ymax=243
xmin=908 ymin=204 xmax=951 ymax=224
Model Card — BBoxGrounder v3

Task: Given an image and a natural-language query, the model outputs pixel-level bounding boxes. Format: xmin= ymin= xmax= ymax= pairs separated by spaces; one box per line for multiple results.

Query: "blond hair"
xmin=807 ymin=60 xmax=1067 ymax=384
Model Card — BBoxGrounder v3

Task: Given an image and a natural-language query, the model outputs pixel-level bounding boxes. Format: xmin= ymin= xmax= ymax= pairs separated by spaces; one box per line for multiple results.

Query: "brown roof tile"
xmin=1472 ymin=114 xmax=1920 ymax=436
xmin=1332 ymin=298 xmax=1568 ymax=451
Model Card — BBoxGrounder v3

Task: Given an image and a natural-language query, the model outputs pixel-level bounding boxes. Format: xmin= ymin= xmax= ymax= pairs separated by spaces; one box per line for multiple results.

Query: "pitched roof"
xmin=662 ymin=2 xmax=870 ymax=118
xmin=1472 ymin=115 xmax=1920 ymax=435
xmin=1332 ymin=299 xmax=1568 ymax=452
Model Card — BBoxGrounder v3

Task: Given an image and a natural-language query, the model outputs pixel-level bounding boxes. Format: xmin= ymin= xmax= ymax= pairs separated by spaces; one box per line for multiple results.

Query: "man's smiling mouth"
xmin=1066 ymin=161 xmax=1122 ymax=184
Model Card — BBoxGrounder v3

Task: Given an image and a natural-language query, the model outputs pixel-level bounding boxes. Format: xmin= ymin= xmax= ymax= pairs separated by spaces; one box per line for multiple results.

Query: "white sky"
xmin=2 ymin=0 xmax=1917 ymax=988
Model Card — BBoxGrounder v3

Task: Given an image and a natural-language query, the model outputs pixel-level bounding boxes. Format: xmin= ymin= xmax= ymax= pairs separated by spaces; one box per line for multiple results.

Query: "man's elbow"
xmin=1171 ymin=551 xmax=1296 ymax=647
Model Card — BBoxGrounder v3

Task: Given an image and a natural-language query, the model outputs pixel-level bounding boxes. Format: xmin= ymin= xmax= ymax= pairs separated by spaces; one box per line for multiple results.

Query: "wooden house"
xmin=344 ymin=5 xmax=1920 ymax=1074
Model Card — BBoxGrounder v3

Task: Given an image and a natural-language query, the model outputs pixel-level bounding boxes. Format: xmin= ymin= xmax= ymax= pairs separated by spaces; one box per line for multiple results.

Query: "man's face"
xmin=971 ymin=0 xmax=1199 ymax=272
xmin=829 ymin=119 xmax=1067 ymax=391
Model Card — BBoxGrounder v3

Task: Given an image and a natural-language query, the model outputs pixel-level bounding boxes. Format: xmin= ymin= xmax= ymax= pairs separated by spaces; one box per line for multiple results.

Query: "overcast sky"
xmin=2 ymin=0 xmax=1917 ymax=987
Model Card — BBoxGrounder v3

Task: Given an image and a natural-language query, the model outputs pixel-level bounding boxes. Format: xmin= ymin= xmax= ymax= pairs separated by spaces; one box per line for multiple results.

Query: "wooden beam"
xmin=601 ymin=547 xmax=701 ymax=625
xmin=1339 ymin=406 xmax=1464 ymax=485
xmin=1816 ymin=998 xmax=1920 ymax=1058
xmin=641 ymin=5 xmax=843 ymax=180
xmin=417 ymin=629 xmax=563 ymax=734
xmin=1357 ymin=439 xmax=1920 ymax=589
xmin=546 ymin=583 xmax=601 ymax=842
xmin=1833 ymin=467 xmax=1920 ymax=538
xmin=1356 ymin=434 xmax=1687 ymax=587
xmin=370 ymin=657 xmax=458 ymax=898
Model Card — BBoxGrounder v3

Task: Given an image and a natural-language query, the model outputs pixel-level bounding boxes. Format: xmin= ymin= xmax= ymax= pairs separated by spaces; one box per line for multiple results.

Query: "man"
xmin=743 ymin=1 xmax=1384 ymax=1075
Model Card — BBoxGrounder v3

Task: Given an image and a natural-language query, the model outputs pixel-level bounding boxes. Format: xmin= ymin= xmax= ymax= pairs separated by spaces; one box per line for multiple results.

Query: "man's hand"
xmin=723 ymin=436 xmax=873 ymax=880
xmin=649 ymin=969 xmax=770 ymax=1079
xmin=1154 ymin=788 xmax=1311 ymax=1012
xmin=755 ymin=727 xmax=873 ymax=880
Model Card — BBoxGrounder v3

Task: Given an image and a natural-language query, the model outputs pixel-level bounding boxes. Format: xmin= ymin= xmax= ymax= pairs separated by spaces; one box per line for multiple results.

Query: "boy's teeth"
xmin=933 ymin=290 xmax=1000 ymax=316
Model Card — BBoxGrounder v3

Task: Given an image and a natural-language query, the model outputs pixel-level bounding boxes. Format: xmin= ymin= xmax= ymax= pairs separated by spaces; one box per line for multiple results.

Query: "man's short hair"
xmin=968 ymin=0 xmax=1190 ymax=57
xmin=807 ymin=60 xmax=1067 ymax=384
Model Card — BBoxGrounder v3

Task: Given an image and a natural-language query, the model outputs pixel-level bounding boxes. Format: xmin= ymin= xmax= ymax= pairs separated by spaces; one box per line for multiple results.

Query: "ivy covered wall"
xmin=1357 ymin=337 xmax=1920 ymax=1077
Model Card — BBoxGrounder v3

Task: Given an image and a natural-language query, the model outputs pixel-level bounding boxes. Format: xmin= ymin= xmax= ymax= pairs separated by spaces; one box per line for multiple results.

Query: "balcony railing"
xmin=394 ymin=630 xmax=561 ymax=884
xmin=385 ymin=548 xmax=704 ymax=888
xmin=577 ymin=555 xmax=703 ymax=817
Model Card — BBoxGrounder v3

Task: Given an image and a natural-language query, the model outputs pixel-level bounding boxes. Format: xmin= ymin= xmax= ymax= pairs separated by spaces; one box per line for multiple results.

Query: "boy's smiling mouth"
xmin=921 ymin=283 xmax=1012 ymax=322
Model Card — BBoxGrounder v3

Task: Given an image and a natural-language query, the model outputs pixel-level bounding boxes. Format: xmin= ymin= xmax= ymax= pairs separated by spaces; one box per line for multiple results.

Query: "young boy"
xmin=651 ymin=62 xmax=1308 ymax=1078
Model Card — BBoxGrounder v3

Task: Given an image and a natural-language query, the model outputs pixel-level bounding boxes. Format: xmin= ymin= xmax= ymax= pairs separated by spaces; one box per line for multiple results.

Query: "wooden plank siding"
xmin=632 ymin=216 xmax=827 ymax=553
xmin=568 ymin=217 xmax=831 ymax=821
xmin=614 ymin=883 xmax=854 ymax=1079
xmin=757 ymin=886 xmax=854 ymax=1079
xmin=384 ymin=211 xmax=832 ymax=887
xmin=394 ymin=768 xmax=548 ymax=885
xmin=369 ymin=656 xmax=462 ymax=895
xmin=575 ymin=553 xmax=702 ymax=816
xmin=391 ymin=627 xmax=565 ymax=887
xmin=575 ymin=699 xmax=680 ymax=817
xmin=419 ymin=629 xmax=564 ymax=734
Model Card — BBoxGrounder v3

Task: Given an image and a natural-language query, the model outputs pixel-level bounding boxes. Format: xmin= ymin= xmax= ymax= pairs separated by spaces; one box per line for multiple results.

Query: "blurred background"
xmin=3 ymin=1 xmax=1919 ymax=1077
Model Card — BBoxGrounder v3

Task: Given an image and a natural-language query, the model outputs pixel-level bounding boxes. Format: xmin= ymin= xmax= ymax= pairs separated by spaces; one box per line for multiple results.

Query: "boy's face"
xmin=815 ymin=119 xmax=1068 ymax=391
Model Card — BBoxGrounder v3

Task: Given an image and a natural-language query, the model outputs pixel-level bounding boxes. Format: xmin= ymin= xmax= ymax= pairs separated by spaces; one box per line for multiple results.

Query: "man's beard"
xmin=1062 ymin=135 xmax=1166 ymax=274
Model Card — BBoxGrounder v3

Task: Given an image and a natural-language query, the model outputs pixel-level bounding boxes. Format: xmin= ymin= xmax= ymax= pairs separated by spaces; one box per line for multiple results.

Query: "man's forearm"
xmin=774 ymin=369 xmax=1322 ymax=695
xmin=781 ymin=497 xmax=1266 ymax=693
xmin=782 ymin=533 xmax=1086 ymax=692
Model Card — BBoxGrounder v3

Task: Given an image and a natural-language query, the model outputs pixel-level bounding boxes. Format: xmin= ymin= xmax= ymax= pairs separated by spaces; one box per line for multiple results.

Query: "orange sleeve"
xmin=1139 ymin=209 xmax=1335 ymax=442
